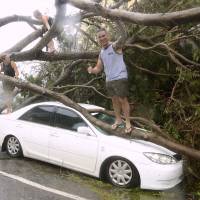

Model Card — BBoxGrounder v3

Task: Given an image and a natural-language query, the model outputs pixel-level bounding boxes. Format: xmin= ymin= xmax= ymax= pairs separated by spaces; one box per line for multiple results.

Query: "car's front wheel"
xmin=106 ymin=157 xmax=140 ymax=188
xmin=6 ymin=136 xmax=23 ymax=157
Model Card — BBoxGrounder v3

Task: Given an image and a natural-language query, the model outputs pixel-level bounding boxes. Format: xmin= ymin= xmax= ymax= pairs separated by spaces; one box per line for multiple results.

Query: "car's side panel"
xmin=0 ymin=118 xmax=10 ymax=148
xmin=12 ymin=120 xmax=50 ymax=161
xmin=94 ymin=139 xmax=143 ymax=177
xmin=48 ymin=127 xmax=99 ymax=173
xmin=91 ymin=135 xmax=183 ymax=190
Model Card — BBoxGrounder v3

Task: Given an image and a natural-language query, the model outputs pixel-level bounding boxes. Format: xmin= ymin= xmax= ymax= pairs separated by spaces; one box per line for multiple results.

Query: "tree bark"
xmin=66 ymin=0 xmax=200 ymax=26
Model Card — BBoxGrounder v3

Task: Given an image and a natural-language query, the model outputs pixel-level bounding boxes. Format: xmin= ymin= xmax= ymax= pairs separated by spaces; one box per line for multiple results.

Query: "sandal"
xmin=125 ymin=126 xmax=133 ymax=134
xmin=111 ymin=122 xmax=124 ymax=130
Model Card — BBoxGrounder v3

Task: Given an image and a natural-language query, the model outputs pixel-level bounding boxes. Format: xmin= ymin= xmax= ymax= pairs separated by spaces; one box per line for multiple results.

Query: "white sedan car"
xmin=0 ymin=102 xmax=183 ymax=190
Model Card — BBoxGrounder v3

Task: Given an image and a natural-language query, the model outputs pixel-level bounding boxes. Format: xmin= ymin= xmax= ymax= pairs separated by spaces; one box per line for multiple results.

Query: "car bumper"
xmin=139 ymin=161 xmax=183 ymax=190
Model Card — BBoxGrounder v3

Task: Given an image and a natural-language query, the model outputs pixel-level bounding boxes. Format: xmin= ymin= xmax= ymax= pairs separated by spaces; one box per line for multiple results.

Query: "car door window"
xmin=55 ymin=107 xmax=88 ymax=131
xmin=19 ymin=106 xmax=54 ymax=126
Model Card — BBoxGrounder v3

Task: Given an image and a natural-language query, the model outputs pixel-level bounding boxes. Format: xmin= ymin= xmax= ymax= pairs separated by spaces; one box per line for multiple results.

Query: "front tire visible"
xmin=6 ymin=136 xmax=23 ymax=157
xmin=106 ymin=157 xmax=140 ymax=188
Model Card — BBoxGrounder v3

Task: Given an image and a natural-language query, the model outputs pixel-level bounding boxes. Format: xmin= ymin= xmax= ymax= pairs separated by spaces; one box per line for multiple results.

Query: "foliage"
xmin=21 ymin=0 xmax=200 ymax=152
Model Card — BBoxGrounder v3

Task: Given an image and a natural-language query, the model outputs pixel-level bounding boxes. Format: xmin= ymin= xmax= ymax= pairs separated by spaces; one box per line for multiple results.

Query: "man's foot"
xmin=111 ymin=122 xmax=124 ymax=130
xmin=125 ymin=126 xmax=133 ymax=134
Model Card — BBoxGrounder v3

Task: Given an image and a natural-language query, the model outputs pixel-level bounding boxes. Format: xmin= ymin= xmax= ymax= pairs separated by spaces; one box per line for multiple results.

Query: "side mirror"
xmin=77 ymin=126 xmax=92 ymax=136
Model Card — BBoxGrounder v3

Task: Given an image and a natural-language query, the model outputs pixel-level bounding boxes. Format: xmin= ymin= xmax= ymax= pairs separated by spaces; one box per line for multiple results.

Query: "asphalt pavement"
xmin=0 ymin=152 xmax=100 ymax=200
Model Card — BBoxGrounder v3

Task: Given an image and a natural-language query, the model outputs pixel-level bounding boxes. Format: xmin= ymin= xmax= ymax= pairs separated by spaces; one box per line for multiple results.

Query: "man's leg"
xmin=111 ymin=96 xmax=123 ymax=129
xmin=6 ymin=91 xmax=13 ymax=113
xmin=119 ymin=97 xmax=132 ymax=132
xmin=6 ymin=102 xmax=12 ymax=113
xmin=4 ymin=93 xmax=12 ymax=114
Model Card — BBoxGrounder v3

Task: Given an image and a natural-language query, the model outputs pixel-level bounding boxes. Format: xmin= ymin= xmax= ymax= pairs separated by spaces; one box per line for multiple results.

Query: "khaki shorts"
xmin=106 ymin=78 xmax=129 ymax=97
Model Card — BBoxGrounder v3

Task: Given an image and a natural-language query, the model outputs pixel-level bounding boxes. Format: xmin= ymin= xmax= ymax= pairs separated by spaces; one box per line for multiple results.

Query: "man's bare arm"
xmin=11 ymin=61 xmax=19 ymax=78
xmin=88 ymin=56 xmax=103 ymax=74
xmin=42 ymin=15 xmax=50 ymax=30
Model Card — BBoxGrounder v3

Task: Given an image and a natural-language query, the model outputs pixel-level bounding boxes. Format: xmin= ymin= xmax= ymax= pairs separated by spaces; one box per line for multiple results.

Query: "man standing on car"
xmin=87 ymin=27 xmax=132 ymax=134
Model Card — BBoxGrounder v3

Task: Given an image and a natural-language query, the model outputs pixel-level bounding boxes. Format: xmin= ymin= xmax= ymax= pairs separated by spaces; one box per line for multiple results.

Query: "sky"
xmin=0 ymin=0 xmax=78 ymax=52
xmin=0 ymin=0 xmax=79 ymax=82
xmin=0 ymin=0 xmax=80 ymax=99
xmin=0 ymin=0 xmax=56 ymax=52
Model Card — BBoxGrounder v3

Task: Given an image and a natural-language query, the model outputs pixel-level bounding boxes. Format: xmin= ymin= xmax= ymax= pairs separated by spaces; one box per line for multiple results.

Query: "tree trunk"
xmin=1 ymin=74 xmax=200 ymax=160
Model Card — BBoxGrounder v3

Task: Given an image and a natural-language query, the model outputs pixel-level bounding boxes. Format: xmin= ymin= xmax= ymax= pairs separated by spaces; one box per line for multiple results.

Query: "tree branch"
xmin=66 ymin=0 xmax=200 ymax=27
xmin=5 ymin=29 xmax=43 ymax=53
xmin=0 ymin=15 xmax=41 ymax=27
xmin=10 ymin=50 xmax=99 ymax=62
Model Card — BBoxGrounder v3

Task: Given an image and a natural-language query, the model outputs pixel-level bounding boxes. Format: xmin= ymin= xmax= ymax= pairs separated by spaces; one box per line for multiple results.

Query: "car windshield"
xmin=92 ymin=112 xmax=115 ymax=125
xmin=91 ymin=112 xmax=116 ymax=135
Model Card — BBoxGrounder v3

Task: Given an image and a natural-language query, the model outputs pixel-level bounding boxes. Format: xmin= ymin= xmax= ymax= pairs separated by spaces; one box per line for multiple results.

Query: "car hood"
xmin=130 ymin=139 xmax=174 ymax=154
xmin=104 ymin=134 xmax=175 ymax=155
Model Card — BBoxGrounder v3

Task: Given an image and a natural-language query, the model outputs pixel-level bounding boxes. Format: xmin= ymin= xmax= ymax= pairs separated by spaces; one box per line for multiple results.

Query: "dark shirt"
xmin=2 ymin=62 xmax=15 ymax=77
xmin=48 ymin=17 xmax=53 ymax=27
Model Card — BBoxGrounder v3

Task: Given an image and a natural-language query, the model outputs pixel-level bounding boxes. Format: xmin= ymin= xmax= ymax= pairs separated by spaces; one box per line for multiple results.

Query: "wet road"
xmin=0 ymin=152 xmax=100 ymax=200
xmin=0 ymin=175 xmax=78 ymax=200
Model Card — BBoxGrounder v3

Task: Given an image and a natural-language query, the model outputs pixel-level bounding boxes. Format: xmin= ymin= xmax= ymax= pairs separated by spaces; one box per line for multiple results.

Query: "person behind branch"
xmin=33 ymin=9 xmax=56 ymax=53
xmin=0 ymin=54 xmax=19 ymax=113
xmin=87 ymin=27 xmax=133 ymax=134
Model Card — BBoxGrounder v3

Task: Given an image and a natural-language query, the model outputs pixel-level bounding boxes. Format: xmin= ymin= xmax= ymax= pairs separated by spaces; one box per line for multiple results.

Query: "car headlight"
xmin=143 ymin=152 xmax=177 ymax=164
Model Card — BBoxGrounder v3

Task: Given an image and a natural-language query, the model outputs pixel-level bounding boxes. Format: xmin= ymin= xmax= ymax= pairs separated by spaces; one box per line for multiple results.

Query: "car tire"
xmin=6 ymin=136 xmax=23 ymax=158
xmin=106 ymin=157 xmax=140 ymax=188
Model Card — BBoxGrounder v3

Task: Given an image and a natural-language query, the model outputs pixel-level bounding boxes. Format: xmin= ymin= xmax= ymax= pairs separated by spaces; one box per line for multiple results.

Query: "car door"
xmin=18 ymin=105 xmax=55 ymax=161
xmin=48 ymin=107 xmax=99 ymax=173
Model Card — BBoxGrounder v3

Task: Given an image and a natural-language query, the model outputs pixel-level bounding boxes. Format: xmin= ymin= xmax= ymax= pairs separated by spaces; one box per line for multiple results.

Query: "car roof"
xmin=1 ymin=101 xmax=105 ymax=120
xmin=25 ymin=101 xmax=105 ymax=111
xmin=79 ymin=103 xmax=105 ymax=111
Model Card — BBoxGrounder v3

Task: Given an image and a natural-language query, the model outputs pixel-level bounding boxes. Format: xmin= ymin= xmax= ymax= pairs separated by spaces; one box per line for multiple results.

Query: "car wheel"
xmin=6 ymin=136 xmax=23 ymax=157
xmin=106 ymin=157 xmax=140 ymax=188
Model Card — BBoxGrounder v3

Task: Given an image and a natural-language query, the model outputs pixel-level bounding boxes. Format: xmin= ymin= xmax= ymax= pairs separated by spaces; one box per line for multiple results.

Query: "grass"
xmin=59 ymin=169 xmax=161 ymax=200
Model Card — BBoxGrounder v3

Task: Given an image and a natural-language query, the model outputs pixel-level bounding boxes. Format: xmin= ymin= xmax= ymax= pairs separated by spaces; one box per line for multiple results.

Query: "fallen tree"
xmin=1 ymin=74 xmax=200 ymax=160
